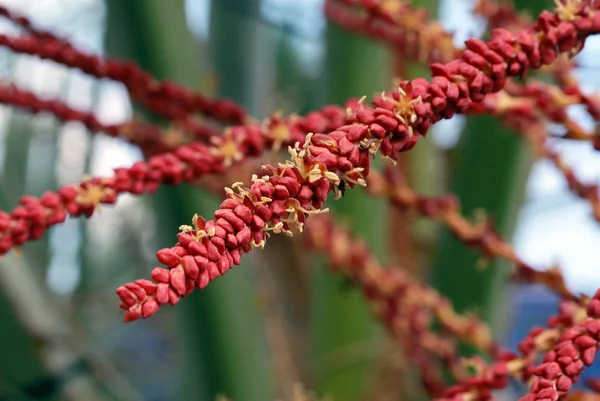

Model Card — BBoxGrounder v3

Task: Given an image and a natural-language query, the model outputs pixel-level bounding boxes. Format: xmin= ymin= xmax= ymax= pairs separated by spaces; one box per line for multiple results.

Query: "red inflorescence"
xmin=330 ymin=0 xmax=600 ymax=226
xmin=0 ymin=79 xmax=582 ymax=302
xmin=0 ymin=5 xmax=248 ymax=126
xmin=0 ymin=82 xmax=172 ymax=155
xmin=304 ymin=214 xmax=504 ymax=396
xmin=367 ymin=166 xmax=575 ymax=300
xmin=326 ymin=0 xmax=459 ymax=65
xmin=520 ymin=291 xmax=600 ymax=401
xmin=0 ymin=104 xmax=350 ymax=256
xmin=115 ymin=3 xmax=600 ymax=323
xmin=2 ymin=2 xmax=600 ymax=401
xmin=436 ymin=297 xmax=588 ymax=401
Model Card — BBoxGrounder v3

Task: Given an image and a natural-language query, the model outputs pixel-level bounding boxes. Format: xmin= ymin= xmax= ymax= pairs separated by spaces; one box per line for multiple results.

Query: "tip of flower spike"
xmin=120 ymin=299 xmax=161 ymax=322
xmin=123 ymin=306 xmax=142 ymax=322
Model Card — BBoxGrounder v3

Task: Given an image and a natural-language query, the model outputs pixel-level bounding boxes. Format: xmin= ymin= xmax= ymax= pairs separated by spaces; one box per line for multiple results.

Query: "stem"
xmin=310 ymin=23 xmax=390 ymax=400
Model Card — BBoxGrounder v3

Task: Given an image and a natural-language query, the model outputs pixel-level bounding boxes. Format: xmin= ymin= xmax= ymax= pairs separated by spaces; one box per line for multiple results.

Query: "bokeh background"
xmin=0 ymin=0 xmax=599 ymax=400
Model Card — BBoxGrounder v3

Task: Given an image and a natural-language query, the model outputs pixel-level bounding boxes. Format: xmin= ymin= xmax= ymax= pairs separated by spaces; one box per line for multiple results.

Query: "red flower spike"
xmin=0 ymin=6 xmax=248 ymax=126
xmin=367 ymin=167 xmax=575 ymax=301
xmin=4 ymin=8 xmax=600 ymax=401
xmin=328 ymin=0 xmax=600 ymax=225
xmin=303 ymin=214 xmax=515 ymax=401
xmin=0 ymin=82 xmax=209 ymax=156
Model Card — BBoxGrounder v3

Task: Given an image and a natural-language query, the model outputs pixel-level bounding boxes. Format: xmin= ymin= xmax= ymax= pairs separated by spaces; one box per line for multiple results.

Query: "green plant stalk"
xmin=384 ymin=3 xmax=441 ymax=397
xmin=430 ymin=0 xmax=550 ymax=339
xmin=390 ymin=0 xmax=441 ymax=280
xmin=105 ymin=1 xmax=272 ymax=399
xmin=22 ymin=105 xmax=61 ymax=270
xmin=257 ymin=23 xmax=320 ymax=392
xmin=75 ymin=78 xmax=101 ymax=297
xmin=0 ymin=107 xmax=57 ymax=400
xmin=430 ymin=114 xmax=531 ymax=324
xmin=213 ymin=2 xmax=278 ymax=118
xmin=104 ymin=1 xmax=213 ymax=398
xmin=0 ymin=289 xmax=54 ymax=400
xmin=310 ymin=25 xmax=389 ymax=400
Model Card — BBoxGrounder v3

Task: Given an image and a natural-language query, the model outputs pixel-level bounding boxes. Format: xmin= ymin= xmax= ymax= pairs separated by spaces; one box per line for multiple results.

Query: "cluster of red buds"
xmin=439 ymin=297 xmax=590 ymax=401
xmin=0 ymin=82 xmax=184 ymax=155
xmin=1 ymin=2 xmax=600 ymax=401
xmin=325 ymin=0 xmax=459 ymax=65
xmin=328 ymin=0 xmax=600 ymax=224
xmin=472 ymin=1 xmax=600 ymax=154
xmin=305 ymin=214 xmax=503 ymax=396
xmin=473 ymin=0 xmax=532 ymax=31
xmin=367 ymin=166 xmax=574 ymax=300
xmin=520 ymin=294 xmax=600 ymax=401
xmin=0 ymin=0 xmax=586 ymax=304
xmin=0 ymin=80 xmax=574 ymax=300
xmin=476 ymin=83 xmax=600 ymax=222
xmin=0 ymin=4 xmax=247 ymax=134
xmin=306 ymin=214 xmax=595 ymax=401
xmin=484 ymin=79 xmax=600 ymax=143
xmin=116 ymin=0 xmax=600 ymax=322
xmin=0 ymin=99 xmax=352 ymax=255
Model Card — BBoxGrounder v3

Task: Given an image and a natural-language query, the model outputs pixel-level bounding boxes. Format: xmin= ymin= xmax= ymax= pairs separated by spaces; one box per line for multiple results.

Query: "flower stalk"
xmin=367 ymin=167 xmax=574 ymax=300
xmin=304 ymin=214 xmax=501 ymax=373
xmin=0 ymin=5 xmax=248 ymax=126
xmin=0 ymin=81 xmax=197 ymax=155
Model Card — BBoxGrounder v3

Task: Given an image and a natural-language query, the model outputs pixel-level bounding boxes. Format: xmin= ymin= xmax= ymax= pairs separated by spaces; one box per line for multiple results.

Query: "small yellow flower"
xmin=210 ymin=128 xmax=245 ymax=167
